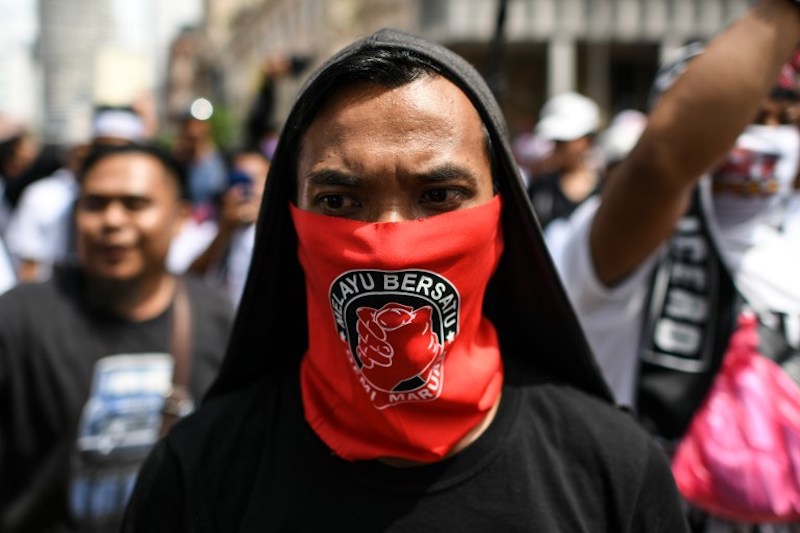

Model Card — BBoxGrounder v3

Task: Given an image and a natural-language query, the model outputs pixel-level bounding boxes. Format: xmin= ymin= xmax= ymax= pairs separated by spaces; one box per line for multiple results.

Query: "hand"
xmin=219 ymin=185 xmax=259 ymax=232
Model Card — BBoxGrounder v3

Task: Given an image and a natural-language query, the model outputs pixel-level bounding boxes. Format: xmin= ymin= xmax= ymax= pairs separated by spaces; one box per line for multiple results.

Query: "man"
xmin=243 ymin=52 xmax=312 ymax=159
xmin=5 ymin=105 xmax=150 ymax=282
xmin=172 ymin=103 xmax=228 ymax=219
xmin=526 ymin=91 xmax=604 ymax=230
xmin=0 ymin=116 xmax=40 ymax=232
xmin=122 ymin=28 xmax=687 ymax=532
xmin=544 ymin=1 xmax=800 ymax=530
xmin=0 ymin=143 xmax=234 ymax=532
xmin=187 ymin=148 xmax=269 ymax=307
xmin=544 ymin=108 xmax=648 ymax=262
xmin=0 ymin=115 xmax=61 ymax=230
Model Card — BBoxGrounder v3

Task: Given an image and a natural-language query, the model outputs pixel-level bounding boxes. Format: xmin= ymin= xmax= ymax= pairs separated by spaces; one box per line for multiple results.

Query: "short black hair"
xmin=286 ymin=47 xmax=443 ymax=154
xmin=283 ymin=46 xmax=493 ymax=183
xmin=77 ymin=142 xmax=188 ymax=199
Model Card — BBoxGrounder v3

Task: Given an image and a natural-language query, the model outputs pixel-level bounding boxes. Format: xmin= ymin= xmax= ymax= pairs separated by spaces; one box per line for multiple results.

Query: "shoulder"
xmin=507 ymin=383 xmax=686 ymax=530
xmin=523 ymin=382 xmax=639 ymax=431
xmin=16 ymin=170 xmax=76 ymax=208
xmin=515 ymin=383 xmax=680 ymax=502
xmin=182 ymin=274 xmax=230 ymax=302
xmin=552 ymin=196 xmax=659 ymax=306
xmin=0 ymin=279 xmax=67 ymax=358
xmin=527 ymin=171 xmax=560 ymax=191
xmin=181 ymin=274 xmax=235 ymax=320
xmin=163 ymin=374 xmax=285 ymax=475
xmin=0 ymin=278 xmax=62 ymax=316
xmin=518 ymin=383 xmax=657 ymax=465
xmin=125 ymin=375 xmax=290 ymax=531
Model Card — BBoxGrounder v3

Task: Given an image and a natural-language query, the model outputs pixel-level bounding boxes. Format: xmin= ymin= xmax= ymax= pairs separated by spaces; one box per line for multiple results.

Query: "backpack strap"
xmin=160 ymin=278 xmax=194 ymax=437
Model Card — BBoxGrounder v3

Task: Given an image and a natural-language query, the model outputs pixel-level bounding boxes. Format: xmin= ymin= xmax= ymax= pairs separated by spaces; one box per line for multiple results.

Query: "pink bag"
xmin=671 ymin=313 xmax=800 ymax=523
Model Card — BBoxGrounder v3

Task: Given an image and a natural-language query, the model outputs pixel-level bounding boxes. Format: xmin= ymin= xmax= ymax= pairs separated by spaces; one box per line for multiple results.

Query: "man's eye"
xmin=425 ymin=189 xmax=449 ymax=203
xmin=316 ymin=194 xmax=361 ymax=214
xmin=421 ymin=189 xmax=463 ymax=204
xmin=320 ymin=195 xmax=345 ymax=209
xmin=123 ymin=198 xmax=151 ymax=211
xmin=78 ymin=197 xmax=106 ymax=211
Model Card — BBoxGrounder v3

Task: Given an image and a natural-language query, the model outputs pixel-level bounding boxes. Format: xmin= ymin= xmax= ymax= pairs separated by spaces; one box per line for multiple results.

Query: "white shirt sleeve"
xmin=547 ymin=196 xmax=663 ymax=406
xmin=0 ymin=237 xmax=16 ymax=296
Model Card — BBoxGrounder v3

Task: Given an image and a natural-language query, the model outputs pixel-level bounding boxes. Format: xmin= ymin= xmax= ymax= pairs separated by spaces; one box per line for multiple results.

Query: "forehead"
xmin=81 ymin=153 xmax=177 ymax=197
xmin=301 ymin=75 xmax=486 ymax=159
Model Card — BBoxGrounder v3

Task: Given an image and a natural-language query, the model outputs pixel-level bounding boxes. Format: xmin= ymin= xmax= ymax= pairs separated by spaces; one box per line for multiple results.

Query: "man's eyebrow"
xmin=304 ymin=169 xmax=361 ymax=187
xmin=303 ymin=164 xmax=480 ymax=185
xmin=419 ymin=164 xmax=480 ymax=184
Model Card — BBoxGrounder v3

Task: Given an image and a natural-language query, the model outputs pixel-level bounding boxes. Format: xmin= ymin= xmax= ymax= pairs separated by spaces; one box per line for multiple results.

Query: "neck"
xmin=560 ymin=167 xmax=599 ymax=201
xmin=87 ymin=272 xmax=178 ymax=321
xmin=377 ymin=391 xmax=502 ymax=468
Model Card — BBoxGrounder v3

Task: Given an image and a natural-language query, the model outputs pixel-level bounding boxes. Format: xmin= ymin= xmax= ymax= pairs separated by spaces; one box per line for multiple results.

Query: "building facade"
xmin=173 ymin=0 xmax=749 ymax=146
xmin=36 ymin=0 xmax=200 ymax=145
xmin=36 ymin=0 xmax=112 ymax=144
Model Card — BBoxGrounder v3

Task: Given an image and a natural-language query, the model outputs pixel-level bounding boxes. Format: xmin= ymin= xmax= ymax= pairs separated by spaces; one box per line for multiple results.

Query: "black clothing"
xmin=527 ymin=170 xmax=602 ymax=229
xmin=0 ymin=267 xmax=234 ymax=532
xmin=125 ymin=362 xmax=685 ymax=533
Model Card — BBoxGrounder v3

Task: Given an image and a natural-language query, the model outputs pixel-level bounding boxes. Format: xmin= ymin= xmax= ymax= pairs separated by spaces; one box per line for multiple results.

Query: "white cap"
xmin=92 ymin=109 xmax=147 ymax=142
xmin=535 ymin=92 xmax=600 ymax=142
xmin=598 ymin=110 xmax=648 ymax=165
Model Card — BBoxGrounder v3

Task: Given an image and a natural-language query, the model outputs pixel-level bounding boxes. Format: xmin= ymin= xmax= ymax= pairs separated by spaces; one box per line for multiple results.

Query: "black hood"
xmin=205 ymin=28 xmax=613 ymax=403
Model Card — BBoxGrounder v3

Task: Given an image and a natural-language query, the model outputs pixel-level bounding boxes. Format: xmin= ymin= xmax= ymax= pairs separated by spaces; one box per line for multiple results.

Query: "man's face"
xmin=754 ymin=97 xmax=793 ymax=126
xmin=75 ymin=152 xmax=187 ymax=283
xmin=234 ymin=152 xmax=270 ymax=201
xmin=296 ymin=75 xmax=494 ymax=222
xmin=553 ymin=136 xmax=591 ymax=169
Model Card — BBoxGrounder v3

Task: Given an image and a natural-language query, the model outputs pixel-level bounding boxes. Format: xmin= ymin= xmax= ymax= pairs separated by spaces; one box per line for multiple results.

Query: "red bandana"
xmin=290 ymin=196 xmax=505 ymax=462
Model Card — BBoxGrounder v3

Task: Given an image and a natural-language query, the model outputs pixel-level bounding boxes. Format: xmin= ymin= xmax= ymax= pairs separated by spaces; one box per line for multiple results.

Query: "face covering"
xmin=290 ymin=196 xmax=504 ymax=463
xmin=710 ymin=124 xmax=800 ymax=239
xmin=707 ymin=124 xmax=800 ymax=316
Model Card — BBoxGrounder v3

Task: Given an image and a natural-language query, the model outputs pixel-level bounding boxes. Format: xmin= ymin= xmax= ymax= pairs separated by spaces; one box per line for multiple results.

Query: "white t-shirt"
xmin=5 ymin=169 xmax=78 ymax=280
xmin=167 ymin=220 xmax=255 ymax=308
xmin=0 ymin=236 xmax=16 ymax=295
xmin=167 ymin=218 xmax=217 ymax=275
xmin=547 ymin=196 xmax=662 ymax=407
xmin=225 ymin=224 xmax=255 ymax=308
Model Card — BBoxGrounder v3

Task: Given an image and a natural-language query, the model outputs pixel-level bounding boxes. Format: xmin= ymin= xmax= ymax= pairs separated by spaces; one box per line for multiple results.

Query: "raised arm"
xmin=592 ymin=0 xmax=800 ymax=286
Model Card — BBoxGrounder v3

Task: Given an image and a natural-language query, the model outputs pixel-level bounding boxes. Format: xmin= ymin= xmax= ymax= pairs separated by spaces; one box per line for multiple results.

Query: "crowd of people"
xmin=2 ymin=0 xmax=800 ymax=531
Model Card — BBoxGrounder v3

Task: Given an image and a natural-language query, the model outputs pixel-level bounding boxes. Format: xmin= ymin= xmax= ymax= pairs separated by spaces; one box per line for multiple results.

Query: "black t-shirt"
xmin=0 ymin=268 xmax=234 ymax=533
xmin=123 ymin=362 xmax=689 ymax=532
xmin=526 ymin=170 xmax=602 ymax=230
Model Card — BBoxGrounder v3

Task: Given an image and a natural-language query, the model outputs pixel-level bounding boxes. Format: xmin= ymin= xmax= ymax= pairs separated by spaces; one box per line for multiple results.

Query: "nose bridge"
xmin=101 ymin=199 xmax=128 ymax=226
xmin=375 ymin=206 xmax=405 ymax=223
xmin=372 ymin=199 xmax=414 ymax=223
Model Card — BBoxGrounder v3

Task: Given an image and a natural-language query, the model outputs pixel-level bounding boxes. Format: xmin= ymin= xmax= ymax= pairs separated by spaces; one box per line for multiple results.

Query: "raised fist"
xmin=355 ymin=303 xmax=443 ymax=392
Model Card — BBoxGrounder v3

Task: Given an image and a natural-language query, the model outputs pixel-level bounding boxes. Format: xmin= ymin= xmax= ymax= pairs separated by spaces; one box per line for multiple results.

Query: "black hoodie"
xmin=208 ymin=27 xmax=612 ymax=403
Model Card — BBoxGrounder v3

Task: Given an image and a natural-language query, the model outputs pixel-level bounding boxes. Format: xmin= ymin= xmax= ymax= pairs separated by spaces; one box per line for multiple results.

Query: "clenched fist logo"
xmin=355 ymin=303 xmax=444 ymax=392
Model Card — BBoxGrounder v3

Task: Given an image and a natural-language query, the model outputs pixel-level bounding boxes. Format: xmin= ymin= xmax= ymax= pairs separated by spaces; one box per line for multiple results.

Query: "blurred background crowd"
xmin=0 ymin=0 xmax=760 ymax=306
